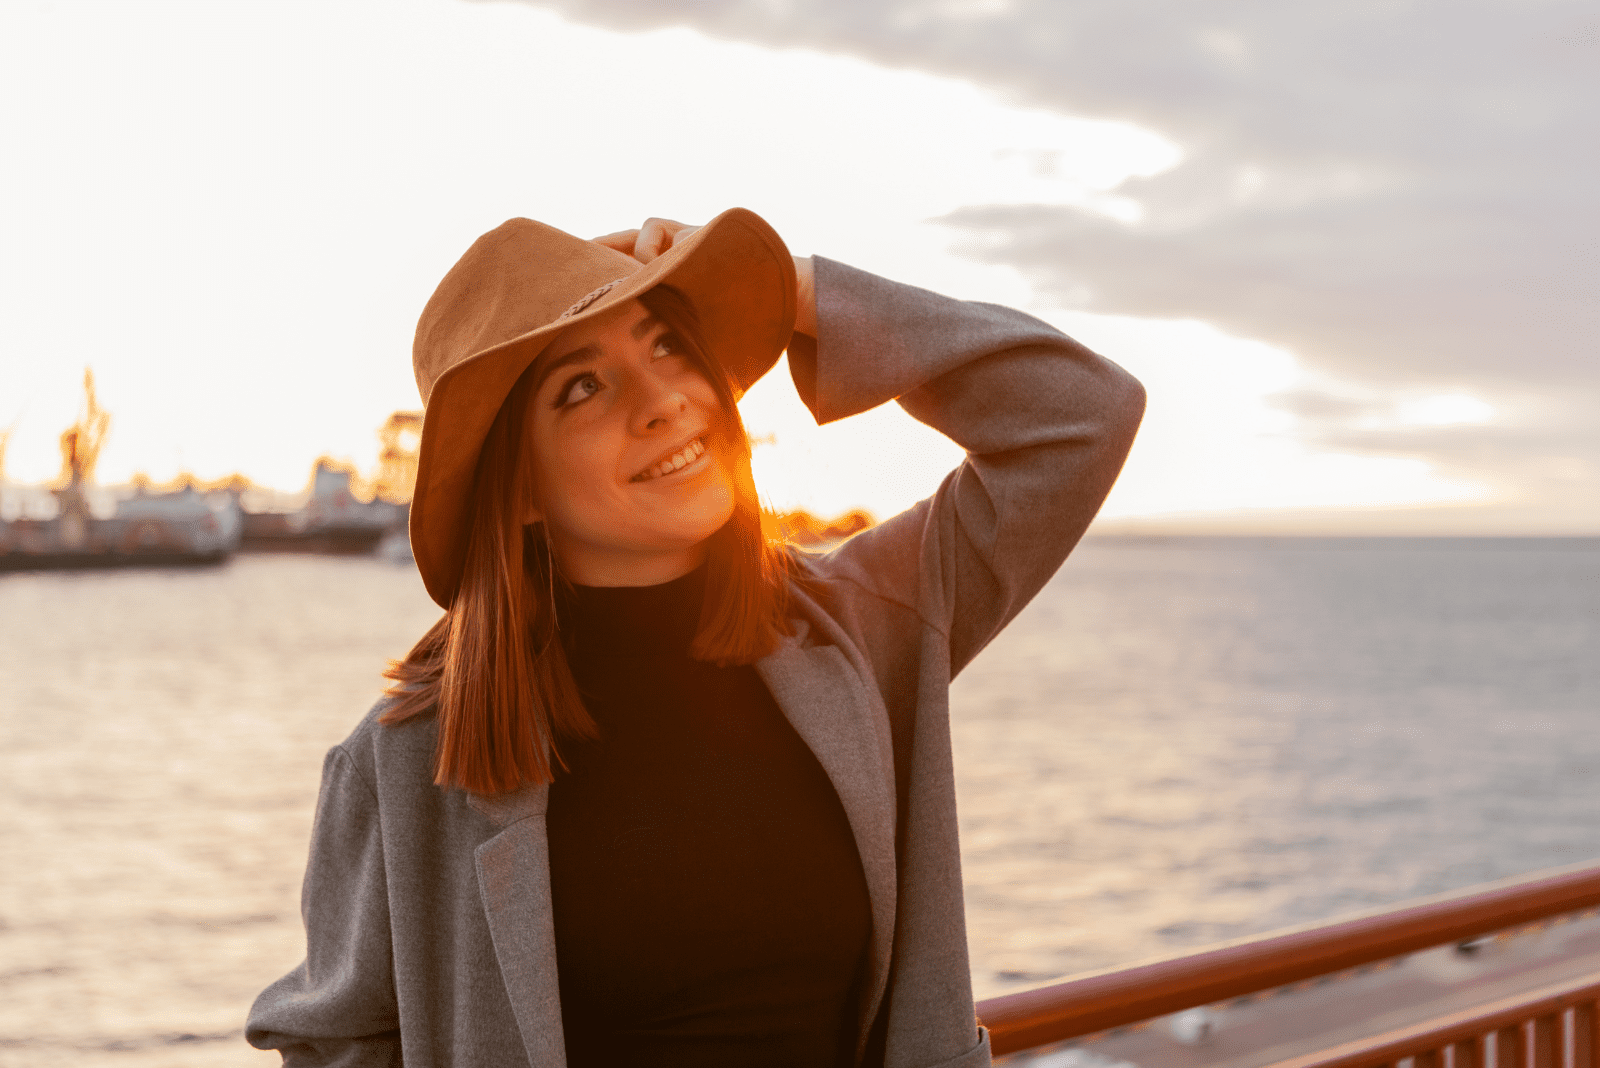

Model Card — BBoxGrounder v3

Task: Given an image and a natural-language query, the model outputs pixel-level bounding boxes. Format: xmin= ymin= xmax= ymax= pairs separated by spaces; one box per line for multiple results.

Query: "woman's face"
xmin=523 ymin=298 xmax=737 ymax=586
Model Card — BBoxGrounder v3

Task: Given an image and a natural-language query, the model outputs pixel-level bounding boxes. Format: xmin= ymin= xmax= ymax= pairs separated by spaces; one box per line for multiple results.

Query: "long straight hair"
xmin=381 ymin=285 xmax=794 ymax=795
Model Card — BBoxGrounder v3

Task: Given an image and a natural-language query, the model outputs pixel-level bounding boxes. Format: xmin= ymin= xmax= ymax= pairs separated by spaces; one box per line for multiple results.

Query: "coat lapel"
xmin=469 ymin=785 xmax=567 ymax=1068
xmin=756 ymin=596 xmax=900 ymax=1052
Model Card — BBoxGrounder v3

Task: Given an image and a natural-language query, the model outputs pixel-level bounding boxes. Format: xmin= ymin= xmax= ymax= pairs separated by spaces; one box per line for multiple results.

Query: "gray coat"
xmin=248 ymin=258 xmax=1145 ymax=1067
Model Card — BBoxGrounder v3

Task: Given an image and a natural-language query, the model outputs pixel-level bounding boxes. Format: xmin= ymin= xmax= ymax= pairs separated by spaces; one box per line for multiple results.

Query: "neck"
xmin=559 ymin=561 xmax=707 ymax=664
xmin=551 ymin=538 xmax=710 ymax=588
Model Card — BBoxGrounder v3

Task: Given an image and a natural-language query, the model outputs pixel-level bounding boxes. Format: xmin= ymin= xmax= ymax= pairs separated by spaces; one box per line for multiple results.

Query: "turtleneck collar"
xmin=559 ymin=563 xmax=707 ymax=664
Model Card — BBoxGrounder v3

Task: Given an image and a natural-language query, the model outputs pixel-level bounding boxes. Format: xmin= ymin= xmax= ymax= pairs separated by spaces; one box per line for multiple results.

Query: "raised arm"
xmin=788 ymin=257 xmax=1146 ymax=675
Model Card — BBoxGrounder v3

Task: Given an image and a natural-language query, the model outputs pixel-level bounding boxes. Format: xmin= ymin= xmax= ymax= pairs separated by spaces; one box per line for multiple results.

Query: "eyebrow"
xmin=533 ymin=314 xmax=662 ymax=397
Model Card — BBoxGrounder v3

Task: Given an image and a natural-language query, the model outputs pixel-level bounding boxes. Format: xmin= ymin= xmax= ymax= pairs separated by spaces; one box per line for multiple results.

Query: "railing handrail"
xmin=976 ymin=859 xmax=1600 ymax=1056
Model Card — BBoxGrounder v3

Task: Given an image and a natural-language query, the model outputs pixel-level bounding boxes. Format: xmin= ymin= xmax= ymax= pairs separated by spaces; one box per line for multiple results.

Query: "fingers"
xmin=633 ymin=218 xmax=677 ymax=264
xmin=591 ymin=229 xmax=640 ymax=255
xmin=634 ymin=218 xmax=699 ymax=264
xmin=591 ymin=218 xmax=702 ymax=264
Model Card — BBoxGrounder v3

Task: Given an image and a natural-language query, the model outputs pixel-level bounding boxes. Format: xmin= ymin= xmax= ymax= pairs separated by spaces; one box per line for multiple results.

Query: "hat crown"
xmin=413 ymin=219 xmax=640 ymax=404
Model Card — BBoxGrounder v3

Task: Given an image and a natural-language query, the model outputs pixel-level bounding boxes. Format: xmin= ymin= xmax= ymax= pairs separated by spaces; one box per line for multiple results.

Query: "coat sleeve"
xmin=247 ymin=745 xmax=401 ymax=1067
xmin=788 ymin=256 xmax=1146 ymax=676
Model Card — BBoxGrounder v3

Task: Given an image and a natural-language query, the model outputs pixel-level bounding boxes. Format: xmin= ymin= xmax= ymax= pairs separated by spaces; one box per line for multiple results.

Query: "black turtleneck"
xmin=545 ymin=566 xmax=872 ymax=1068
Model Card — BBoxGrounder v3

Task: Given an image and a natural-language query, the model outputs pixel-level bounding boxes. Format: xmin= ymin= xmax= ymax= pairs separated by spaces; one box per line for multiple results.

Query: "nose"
xmin=628 ymin=367 xmax=690 ymax=435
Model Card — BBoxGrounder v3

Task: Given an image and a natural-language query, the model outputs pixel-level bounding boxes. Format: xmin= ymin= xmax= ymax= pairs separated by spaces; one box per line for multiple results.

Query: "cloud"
xmin=483 ymin=0 xmax=1599 ymax=520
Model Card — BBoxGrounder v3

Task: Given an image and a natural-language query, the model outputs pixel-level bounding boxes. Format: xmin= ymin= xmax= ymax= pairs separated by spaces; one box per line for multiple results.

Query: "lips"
xmin=629 ymin=435 xmax=708 ymax=483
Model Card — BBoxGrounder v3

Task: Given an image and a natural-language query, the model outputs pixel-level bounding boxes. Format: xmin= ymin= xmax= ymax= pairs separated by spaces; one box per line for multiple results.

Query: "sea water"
xmin=1 ymin=538 xmax=1596 ymax=1065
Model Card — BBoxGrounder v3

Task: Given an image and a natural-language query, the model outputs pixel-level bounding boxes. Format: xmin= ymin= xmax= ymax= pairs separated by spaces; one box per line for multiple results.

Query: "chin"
xmin=676 ymin=495 xmax=737 ymax=547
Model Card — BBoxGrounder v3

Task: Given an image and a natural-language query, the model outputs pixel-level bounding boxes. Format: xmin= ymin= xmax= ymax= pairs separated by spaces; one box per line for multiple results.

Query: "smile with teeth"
xmin=630 ymin=436 xmax=708 ymax=483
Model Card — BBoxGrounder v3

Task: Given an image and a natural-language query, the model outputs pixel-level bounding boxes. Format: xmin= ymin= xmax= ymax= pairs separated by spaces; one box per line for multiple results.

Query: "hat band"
xmin=559 ymin=279 xmax=624 ymax=320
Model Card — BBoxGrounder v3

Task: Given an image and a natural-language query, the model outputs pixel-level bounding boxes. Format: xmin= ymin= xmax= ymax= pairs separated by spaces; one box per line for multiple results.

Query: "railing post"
xmin=1498 ymin=1025 xmax=1525 ymax=1068
xmin=1528 ymin=1015 xmax=1557 ymax=1068
xmin=1446 ymin=1036 xmax=1481 ymax=1068
xmin=1575 ymin=1002 xmax=1599 ymax=1068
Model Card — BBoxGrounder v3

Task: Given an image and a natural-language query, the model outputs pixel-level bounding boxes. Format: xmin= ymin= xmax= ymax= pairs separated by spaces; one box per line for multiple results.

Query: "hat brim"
xmin=410 ymin=207 xmax=795 ymax=608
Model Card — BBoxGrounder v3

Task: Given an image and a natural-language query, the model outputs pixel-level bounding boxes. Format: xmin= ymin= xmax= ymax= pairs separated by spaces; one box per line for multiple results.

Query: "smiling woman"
xmin=246 ymin=207 xmax=1146 ymax=1068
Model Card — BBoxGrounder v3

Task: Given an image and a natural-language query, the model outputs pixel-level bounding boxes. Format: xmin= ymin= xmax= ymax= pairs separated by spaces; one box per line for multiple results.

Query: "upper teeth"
xmin=633 ymin=437 xmax=705 ymax=482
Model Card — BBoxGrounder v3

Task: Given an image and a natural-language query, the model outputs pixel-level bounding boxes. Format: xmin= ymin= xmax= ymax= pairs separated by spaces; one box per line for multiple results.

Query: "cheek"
xmin=688 ymin=382 xmax=739 ymax=448
xmin=537 ymin=423 xmax=628 ymax=521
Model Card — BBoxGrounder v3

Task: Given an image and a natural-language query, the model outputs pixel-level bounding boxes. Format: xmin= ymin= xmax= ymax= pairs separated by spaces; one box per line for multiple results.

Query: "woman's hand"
xmin=592 ymin=218 xmax=817 ymax=337
xmin=592 ymin=218 xmax=698 ymax=264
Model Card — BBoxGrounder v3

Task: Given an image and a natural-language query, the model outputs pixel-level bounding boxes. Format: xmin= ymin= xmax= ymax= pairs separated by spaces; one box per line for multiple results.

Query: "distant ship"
xmin=238 ymin=410 xmax=419 ymax=557
xmin=0 ymin=484 xmax=242 ymax=572
xmin=0 ymin=373 xmax=241 ymax=572
xmin=239 ymin=459 xmax=405 ymax=555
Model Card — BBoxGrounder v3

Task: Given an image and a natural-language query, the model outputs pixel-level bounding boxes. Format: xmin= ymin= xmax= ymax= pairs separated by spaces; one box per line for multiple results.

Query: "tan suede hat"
xmin=409 ymin=207 xmax=796 ymax=608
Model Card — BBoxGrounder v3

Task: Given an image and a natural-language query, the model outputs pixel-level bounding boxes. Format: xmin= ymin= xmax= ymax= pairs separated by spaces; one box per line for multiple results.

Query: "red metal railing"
xmin=1264 ymin=977 xmax=1600 ymax=1068
xmin=975 ymin=860 xmax=1600 ymax=1061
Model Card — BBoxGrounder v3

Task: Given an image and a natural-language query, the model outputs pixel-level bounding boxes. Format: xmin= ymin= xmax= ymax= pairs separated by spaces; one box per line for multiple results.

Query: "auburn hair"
xmin=381 ymin=285 xmax=795 ymax=795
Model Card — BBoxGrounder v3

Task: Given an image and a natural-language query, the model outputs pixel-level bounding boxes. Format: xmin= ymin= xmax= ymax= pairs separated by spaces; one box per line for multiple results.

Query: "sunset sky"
xmin=1 ymin=0 xmax=1594 ymax=533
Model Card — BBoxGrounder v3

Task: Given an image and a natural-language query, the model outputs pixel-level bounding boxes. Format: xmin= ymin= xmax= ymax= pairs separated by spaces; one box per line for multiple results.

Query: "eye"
xmin=652 ymin=332 xmax=685 ymax=360
xmin=556 ymin=372 xmax=602 ymax=409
